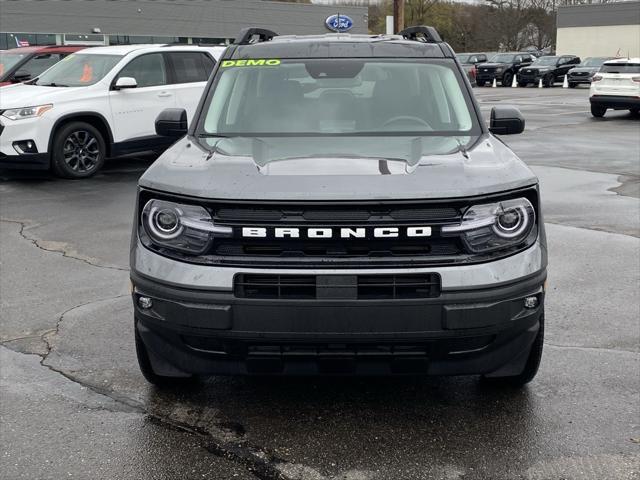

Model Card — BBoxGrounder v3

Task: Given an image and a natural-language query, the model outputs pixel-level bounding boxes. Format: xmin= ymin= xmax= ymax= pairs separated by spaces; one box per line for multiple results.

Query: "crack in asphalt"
xmin=5 ymin=296 xmax=298 ymax=480
xmin=1 ymin=218 xmax=129 ymax=272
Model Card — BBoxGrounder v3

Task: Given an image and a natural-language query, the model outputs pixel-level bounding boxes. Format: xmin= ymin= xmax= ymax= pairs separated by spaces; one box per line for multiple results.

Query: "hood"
xmin=569 ymin=67 xmax=597 ymax=74
xmin=525 ymin=65 xmax=552 ymax=72
xmin=0 ymin=83 xmax=87 ymax=109
xmin=139 ymin=134 xmax=538 ymax=201
xmin=477 ymin=63 xmax=509 ymax=69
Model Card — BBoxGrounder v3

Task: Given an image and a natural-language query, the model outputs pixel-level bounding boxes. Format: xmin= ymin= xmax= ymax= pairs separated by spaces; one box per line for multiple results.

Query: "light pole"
xmin=393 ymin=0 xmax=404 ymax=34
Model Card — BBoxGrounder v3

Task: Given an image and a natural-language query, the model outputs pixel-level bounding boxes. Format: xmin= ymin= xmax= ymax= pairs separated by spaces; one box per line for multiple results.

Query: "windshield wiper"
xmin=37 ymin=82 xmax=69 ymax=87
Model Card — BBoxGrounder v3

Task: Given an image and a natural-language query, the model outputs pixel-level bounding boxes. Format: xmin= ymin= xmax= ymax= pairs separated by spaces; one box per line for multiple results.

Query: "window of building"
xmin=191 ymin=37 xmax=226 ymax=45
xmin=117 ymin=53 xmax=167 ymax=88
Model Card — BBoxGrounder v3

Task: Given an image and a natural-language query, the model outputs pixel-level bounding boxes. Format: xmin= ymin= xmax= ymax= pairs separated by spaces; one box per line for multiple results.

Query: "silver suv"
xmin=130 ymin=27 xmax=547 ymax=387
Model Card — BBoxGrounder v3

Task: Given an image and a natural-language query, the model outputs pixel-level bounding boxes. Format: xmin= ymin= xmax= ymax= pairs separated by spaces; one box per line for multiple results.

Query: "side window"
xmin=19 ymin=53 xmax=63 ymax=78
xmin=167 ymin=52 xmax=214 ymax=84
xmin=515 ymin=55 xmax=523 ymax=64
xmin=117 ymin=53 xmax=166 ymax=88
xmin=469 ymin=56 xmax=478 ymax=64
xmin=478 ymin=55 xmax=487 ymax=62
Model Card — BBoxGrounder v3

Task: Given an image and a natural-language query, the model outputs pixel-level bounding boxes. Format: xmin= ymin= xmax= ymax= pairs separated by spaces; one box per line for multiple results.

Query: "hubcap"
xmin=63 ymin=130 xmax=100 ymax=173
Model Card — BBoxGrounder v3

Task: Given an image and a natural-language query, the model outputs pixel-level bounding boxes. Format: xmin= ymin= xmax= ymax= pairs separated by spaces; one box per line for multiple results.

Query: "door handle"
xmin=157 ymin=92 xmax=172 ymax=98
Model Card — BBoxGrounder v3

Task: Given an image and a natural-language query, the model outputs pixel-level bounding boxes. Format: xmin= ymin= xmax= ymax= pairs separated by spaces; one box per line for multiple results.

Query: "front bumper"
xmin=568 ymin=73 xmax=594 ymax=84
xmin=131 ymin=240 xmax=547 ymax=377
xmin=0 ymin=116 xmax=52 ymax=170
xmin=476 ymin=71 xmax=502 ymax=82
xmin=590 ymin=95 xmax=640 ymax=110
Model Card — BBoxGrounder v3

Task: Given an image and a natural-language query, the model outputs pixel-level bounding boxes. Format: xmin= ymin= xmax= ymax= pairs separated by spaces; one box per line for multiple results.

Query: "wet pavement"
xmin=1 ymin=87 xmax=639 ymax=479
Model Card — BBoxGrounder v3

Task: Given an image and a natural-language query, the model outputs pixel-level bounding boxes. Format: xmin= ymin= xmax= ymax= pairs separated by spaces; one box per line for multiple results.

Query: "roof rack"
xmin=397 ymin=26 xmax=442 ymax=43
xmin=234 ymin=28 xmax=278 ymax=46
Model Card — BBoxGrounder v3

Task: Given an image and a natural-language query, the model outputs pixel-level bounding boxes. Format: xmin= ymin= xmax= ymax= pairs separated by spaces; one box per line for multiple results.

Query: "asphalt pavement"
xmin=1 ymin=86 xmax=639 ymax=480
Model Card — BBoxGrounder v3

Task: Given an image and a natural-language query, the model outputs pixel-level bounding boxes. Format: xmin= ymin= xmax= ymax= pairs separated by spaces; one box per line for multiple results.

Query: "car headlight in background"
xmin=141 ymin=199 xmax=232 ymax=254
xmin=1 ymin=104 xmax=53 ymax=121
xmin=442 ymin=197 xmax=536 ymax=253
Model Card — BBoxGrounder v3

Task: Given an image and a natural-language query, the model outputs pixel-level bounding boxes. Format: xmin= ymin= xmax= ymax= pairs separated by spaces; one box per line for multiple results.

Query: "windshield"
xmin=580 ymin=57 xmax=608 ymax=67
xmin=489 ymin=54 xmax=515 ymax=63
xmin=0 ymin=52 xmax=28 ymax=78
xmin=34 ymin=53 xmax=122 ymax=86
xmin=201 ymin=59 xmax=477 ymax=137
xmin=532 ymin=57 xmax=558 ymax=66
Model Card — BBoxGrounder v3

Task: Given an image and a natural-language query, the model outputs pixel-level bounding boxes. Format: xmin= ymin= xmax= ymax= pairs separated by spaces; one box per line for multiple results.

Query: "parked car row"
xmin=0 ymin=44 xmax=224 ymax=178
xmin=457 ymin=51 xmax=627 ymax=89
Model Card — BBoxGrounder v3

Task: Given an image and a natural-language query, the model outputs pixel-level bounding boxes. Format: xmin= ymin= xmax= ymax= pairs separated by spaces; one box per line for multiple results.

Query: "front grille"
xmin=209 ymin=202 xmax=462 ymax=266
xmin=234 ymin=273 xmax=441 ymax=300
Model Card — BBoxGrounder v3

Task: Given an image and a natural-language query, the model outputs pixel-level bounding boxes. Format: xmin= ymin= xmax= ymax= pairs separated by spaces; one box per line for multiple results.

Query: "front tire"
xmin=568 ymin=82 xmax=577 ymax=88
xmin=51 ymin=122 xmax=106 ymax=179
xmin=502 ymin=71 xmax=513 ymax=87
xmin=544 ymin=74 xmax=555 ymax=88
xmin=517 ymin=81 xmax=528 ymax=88
xmin=591 ymin=105 xmax=607 ymax=118
xmin=476 ymin=80 xmax=486 ymax=87
xmin=483 ymin=314 xmax=545 ymax=387
xmin=630 ymin=108 xmax=640 ymax=116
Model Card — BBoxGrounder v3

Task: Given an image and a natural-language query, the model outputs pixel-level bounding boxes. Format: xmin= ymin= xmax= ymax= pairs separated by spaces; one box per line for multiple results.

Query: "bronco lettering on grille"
xmin=241 ymin=227 xmax=432 ymax=239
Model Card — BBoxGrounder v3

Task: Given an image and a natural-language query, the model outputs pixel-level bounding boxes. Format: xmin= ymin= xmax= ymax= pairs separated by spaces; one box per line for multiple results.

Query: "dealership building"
xmin=0 ymin=0 xmax=368 ymax=50
xmin=556 ymin=1 xmax=640 ymax=58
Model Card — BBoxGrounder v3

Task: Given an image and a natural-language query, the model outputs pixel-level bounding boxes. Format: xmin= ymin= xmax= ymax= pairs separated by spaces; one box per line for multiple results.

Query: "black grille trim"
xmin=234 ymin=273 xmax=441 ymax=300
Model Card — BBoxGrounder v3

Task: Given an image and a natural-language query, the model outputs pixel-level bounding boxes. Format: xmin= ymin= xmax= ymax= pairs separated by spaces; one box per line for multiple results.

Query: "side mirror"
xmin=155 ymin=108 xmax=188 ymax=137
xmin=489 ymin=106 xmax=525 ymax=135
xmin=114 ymin=76 xmax=137 ymax=90
xmin=11 ymin=70 xmax=31 ymax=82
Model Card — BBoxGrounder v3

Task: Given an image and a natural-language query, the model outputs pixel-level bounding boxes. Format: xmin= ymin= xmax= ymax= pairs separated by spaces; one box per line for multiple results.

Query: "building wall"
xmin=556 ymin=25 xmax=640 ymax=58
xmin=0 ymin=0 xmax=368 ymax=48
xmin=556 ymin=1 xmax=640 ymax=58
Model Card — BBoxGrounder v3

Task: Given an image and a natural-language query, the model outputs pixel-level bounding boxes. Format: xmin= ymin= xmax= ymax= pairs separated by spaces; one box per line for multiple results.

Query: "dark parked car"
xmin=456 ymin=52 xmax=495 ymax=85
xmin=567 ymin=57 xmax=615 ymax=87
xmin=517 ymin=55 xmax=581 ymax=87
xmin=0 ymin=45 xmax=88 ymax=86
xmin=476 ymin=53 xmax=535 ymax=87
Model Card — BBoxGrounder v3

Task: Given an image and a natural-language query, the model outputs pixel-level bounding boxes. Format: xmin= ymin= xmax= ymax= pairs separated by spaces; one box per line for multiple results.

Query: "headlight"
xmin=441 ymin=197 xmax=536 ymax=253
xmin=1 ymin=104 xmax=53 ymax=121
xmin=141 ymin=199 xmax=232 ymax=254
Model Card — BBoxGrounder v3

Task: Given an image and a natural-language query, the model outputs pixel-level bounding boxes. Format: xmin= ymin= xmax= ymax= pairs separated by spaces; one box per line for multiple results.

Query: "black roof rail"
xmin=397 ymin=26 xmax=442 ymax=43
xmin=234 ymin=28 xmax=278 ymax=46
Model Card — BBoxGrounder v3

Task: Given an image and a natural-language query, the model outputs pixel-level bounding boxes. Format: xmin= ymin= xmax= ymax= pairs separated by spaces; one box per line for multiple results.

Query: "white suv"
xmin=0 ymin=44 xmax=225 ymax=178
xmin=589 ymin=58 xmax=640 ymax=118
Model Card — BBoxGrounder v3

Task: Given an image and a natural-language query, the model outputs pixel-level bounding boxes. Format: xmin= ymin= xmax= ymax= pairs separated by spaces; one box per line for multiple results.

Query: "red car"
xmin=0 ymin=45 xmax=89 ymax=87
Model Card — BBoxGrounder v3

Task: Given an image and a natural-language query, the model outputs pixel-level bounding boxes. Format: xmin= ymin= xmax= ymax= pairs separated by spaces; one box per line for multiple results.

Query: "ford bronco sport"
xmin=130 ymin=27 xmax=547 ymax=387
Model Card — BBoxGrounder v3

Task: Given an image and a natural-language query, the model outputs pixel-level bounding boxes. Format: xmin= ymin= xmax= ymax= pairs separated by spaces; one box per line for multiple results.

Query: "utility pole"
xmin=393 ymin=0 xmax=404 ymax=34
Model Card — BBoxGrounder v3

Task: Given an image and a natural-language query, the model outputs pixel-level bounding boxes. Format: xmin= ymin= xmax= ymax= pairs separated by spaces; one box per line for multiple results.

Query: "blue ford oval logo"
xmin=325 ymin=14 xmax=354 ymax=33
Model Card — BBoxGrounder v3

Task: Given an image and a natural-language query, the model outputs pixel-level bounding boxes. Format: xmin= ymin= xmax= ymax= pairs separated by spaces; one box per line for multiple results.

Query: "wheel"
xmin=51 ymin=121 xmax=106 ymax=179
xmin=591 ymin=105 xmax=606 ymax=118
xmin=568 ymin=82 xmax=577 ymax=88
xmin=544 ymin=74 xmax=555 ymax=88
xmin=476 ymin=80 xmax=485 ymax=87
xmin=501 ymin=71 xmax=513 ymax=87
xmin=517 ymin=82 xmax=528 ymax=88
xmin=630 ymin=108 xmax=640 ymax=116
xmin=135 ymin=327 xmax=195 ymax=388
xmin=483 ymin=314 xmax=545 ymax=387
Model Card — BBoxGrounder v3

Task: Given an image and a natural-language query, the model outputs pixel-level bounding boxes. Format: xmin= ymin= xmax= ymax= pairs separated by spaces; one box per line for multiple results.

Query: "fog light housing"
xmin=138 ymin=296 xmax=153 ymax=309
xmin=524 ymin=296 xmax=538 ymax=309
xmin=12 ymin=140 xmax=38 ymax=154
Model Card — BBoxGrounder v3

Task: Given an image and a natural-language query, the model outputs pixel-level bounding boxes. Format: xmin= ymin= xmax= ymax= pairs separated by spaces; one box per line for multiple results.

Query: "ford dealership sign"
xmin=325 ymin=14 xmax=354 ymax=33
